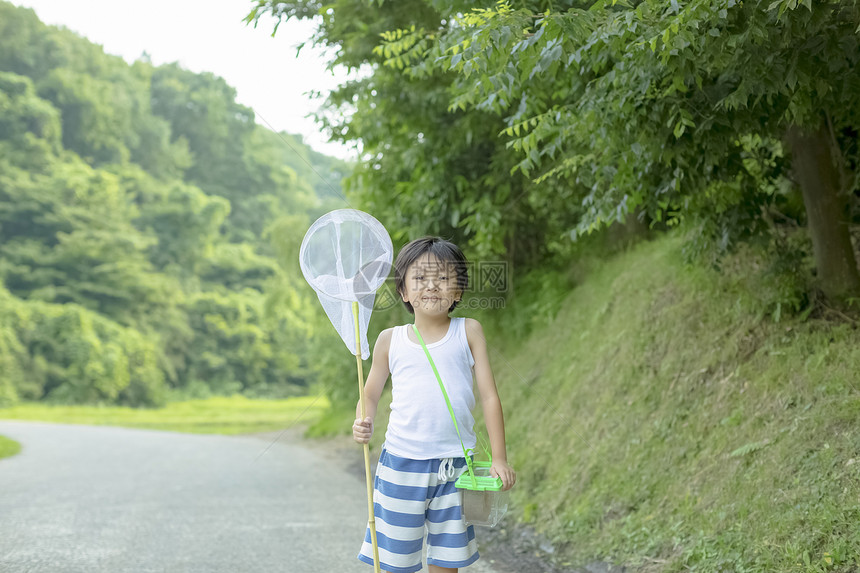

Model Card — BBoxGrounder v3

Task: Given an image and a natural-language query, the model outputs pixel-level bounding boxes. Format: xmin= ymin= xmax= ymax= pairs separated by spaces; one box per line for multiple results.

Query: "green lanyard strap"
xmin=411 ymin=324 xmax=476 ymax=476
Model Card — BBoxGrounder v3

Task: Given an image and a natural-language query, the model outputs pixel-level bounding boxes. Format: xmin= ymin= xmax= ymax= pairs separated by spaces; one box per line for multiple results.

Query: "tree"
xmin=249 ymin=0 xmax=860 ymax=301
xmin=376 ymin=0 xmax=860 ymax=299
xmin=149 ymin=64 xmax=259 ymax=238
xmin=0 ymin=71 xmax=61 ymax=167
xmin=0 ymin=3 xmax=60 ymax=81
xmin=246 ymin=0 xmax=577 ymax=266
xmin=37 ymin=68 xmax=132 ymax=164
xmin=120 ymin=165 xmax=230 ymax=276
xmin=0 ymin=283 xmax=168 ymax=407
xmin=0 ymin=157 xmax=183 ymax=327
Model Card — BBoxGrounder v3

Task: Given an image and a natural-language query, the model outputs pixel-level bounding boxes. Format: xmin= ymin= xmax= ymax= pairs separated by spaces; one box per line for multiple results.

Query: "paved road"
xmin=0 ymin=421 xmax=499 ymax=573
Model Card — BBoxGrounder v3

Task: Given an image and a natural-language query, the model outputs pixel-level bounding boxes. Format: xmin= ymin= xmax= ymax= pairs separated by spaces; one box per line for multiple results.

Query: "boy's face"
xmin=400 ymin=253 xmax=461 ymax=315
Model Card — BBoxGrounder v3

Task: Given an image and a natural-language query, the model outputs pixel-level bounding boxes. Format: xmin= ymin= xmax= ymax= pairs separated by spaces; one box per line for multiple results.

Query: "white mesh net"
xmin=299 ymin=209 xmax=393 ymax=359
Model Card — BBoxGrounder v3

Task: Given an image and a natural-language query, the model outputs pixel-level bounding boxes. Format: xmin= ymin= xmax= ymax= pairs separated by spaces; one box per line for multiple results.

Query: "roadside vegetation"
xmin=0 ymin=395 xmax=328 ymax=436
xmin=312 ymin=234 xmax=860 ymax=572
xmin=489 ymin=236 xmax=859 ymax=572
xmin=0 ymin=434 xmax=20 ymax=460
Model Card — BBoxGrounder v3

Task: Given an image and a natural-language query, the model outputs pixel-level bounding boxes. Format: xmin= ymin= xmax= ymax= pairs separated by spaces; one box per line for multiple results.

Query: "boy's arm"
xmin=353 ymin=327 xmax=392 ymax=443
xmin=466 ymin=318 xmax=516 ymax=491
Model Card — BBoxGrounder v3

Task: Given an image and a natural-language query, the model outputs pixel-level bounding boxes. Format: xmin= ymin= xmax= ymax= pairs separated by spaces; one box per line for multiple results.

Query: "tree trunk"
xmin=786 ymin=124 xmax=860 ymax=301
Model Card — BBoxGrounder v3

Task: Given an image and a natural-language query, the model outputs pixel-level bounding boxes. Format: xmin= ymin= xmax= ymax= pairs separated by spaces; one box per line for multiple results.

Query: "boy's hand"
xmin=491 ymin=460 xmax=516 ymax=491
xmin=352 ymin=417 xmax=374 ymax=444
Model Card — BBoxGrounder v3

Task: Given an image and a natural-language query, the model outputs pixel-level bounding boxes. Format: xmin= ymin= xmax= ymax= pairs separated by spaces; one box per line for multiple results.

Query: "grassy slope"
xmin=488 ymin=235 xmax=860 ymax=572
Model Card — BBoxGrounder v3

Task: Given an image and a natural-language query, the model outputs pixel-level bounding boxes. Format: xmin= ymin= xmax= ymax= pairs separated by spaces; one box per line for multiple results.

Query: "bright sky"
xmin=10 ymin=0 xmax=356 ymax=160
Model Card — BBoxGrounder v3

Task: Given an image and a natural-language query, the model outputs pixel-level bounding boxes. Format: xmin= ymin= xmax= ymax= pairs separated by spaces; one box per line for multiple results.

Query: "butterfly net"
xmin=299 ymin=209 xmax=393 ymax=359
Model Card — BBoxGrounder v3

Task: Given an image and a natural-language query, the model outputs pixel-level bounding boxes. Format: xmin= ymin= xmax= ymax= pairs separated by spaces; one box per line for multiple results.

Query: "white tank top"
xmin=384 ymin=317 xmax=477 ymax=460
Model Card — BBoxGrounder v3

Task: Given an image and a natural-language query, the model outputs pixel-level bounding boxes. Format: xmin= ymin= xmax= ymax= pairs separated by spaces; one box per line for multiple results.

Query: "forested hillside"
xmin=0 ymin=2 xmax=348 ymax=407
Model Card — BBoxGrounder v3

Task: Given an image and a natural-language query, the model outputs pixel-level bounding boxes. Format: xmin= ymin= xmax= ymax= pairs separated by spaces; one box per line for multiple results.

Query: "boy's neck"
xmin=413 ymin=314 xmax=451 ymax=333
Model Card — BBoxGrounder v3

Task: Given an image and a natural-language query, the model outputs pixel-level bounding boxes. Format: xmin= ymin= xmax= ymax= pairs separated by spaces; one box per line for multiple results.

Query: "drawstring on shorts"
xmin=438 ymin=458 xmax=456 ymax=482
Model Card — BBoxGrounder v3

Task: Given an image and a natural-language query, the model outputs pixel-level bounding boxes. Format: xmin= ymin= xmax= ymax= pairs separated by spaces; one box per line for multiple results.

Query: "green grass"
xmin=484 ymin=235 xmax=860 ymax=572
xmin=0 ymin=395 xmax=330 ymax=435
xmin=0 ymin=434 xmax=21 ymax=460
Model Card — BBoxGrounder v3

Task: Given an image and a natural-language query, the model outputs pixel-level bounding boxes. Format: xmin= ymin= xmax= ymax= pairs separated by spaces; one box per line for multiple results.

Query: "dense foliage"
xmin=0 ymin=2 xmax=349 ymax=407
xmin=248 ymin=0 xmax=860 ymax=303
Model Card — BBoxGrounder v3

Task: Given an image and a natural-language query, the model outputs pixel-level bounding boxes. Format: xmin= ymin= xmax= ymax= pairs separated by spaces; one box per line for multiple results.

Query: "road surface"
xmin=0 ymin=421 xmax=500 ymax=573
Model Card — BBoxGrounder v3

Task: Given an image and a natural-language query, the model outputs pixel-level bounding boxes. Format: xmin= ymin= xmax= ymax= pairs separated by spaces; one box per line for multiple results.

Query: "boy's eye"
xmin=439 ymin=276 xmax=448 ymax=280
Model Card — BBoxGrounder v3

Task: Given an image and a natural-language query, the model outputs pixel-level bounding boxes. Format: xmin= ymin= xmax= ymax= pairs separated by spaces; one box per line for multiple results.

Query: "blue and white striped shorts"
xmin=357 ymin=447 xmax=479 ymax=573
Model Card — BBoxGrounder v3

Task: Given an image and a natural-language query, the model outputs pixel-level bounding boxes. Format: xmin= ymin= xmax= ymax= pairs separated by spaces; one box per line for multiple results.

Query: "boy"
xmin=353 ymin=237 xmax=515 ymax=573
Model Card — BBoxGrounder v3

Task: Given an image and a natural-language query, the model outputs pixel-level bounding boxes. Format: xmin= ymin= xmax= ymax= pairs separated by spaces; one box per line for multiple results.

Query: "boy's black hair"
xmin=394 ymin=237 xmax=469 ymax=315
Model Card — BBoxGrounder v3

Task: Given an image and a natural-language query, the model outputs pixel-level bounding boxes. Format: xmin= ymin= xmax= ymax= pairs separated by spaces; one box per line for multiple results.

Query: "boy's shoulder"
xmin=371 ymin=327 xmax=395 ymax=359
xmin=462 ymin=317 xmax=485 ymax=345
xmin=377 ymin=327 xmax=396 ymax=340
xmin=375 ymin=326 xmax=396 ymax=346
